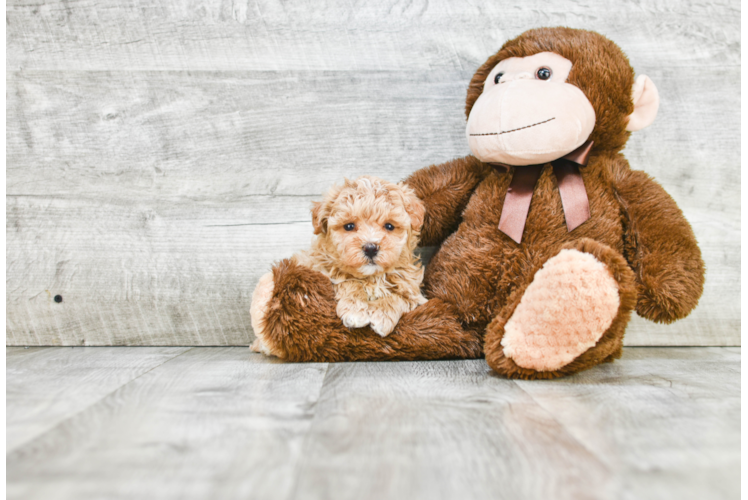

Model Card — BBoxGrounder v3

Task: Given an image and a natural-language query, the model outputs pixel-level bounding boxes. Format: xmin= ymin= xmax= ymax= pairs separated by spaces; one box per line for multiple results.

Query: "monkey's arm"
xmin=404 ymin=156 xmax=494 ymax=246
xmin=613 ymin=166 xmax=705 ymax=323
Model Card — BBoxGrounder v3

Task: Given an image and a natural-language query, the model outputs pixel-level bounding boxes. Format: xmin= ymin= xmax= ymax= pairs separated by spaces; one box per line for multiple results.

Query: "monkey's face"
xmin=466 ymin=52 xmax=596 ymax=166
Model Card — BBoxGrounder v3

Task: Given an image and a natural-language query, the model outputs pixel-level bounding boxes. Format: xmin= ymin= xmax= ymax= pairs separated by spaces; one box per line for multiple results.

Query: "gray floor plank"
xmin=291 ymin=360 xmax=612 ymax=500
xmin=6 ymin=346 xmax=53 ymax=361
xmin=514 ymin=347 xmax=741 ymax=500
xmin=7 ymin=348 xmax=329 ymax=500
xmin=6 ymin=347 xmax=740 ymax=500
xmin=6 ymin=346 xmax=191 ymax=452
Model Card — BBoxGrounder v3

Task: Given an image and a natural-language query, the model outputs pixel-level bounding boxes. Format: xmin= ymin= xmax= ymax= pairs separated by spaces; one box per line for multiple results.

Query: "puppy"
xmin=251 ymin=176 xmax=427 ymax=349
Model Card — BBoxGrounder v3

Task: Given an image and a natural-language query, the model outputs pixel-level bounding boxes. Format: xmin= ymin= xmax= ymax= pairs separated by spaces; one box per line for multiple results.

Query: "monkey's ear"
xmin=311 ymin=201 xmax=328 ymax=235
xmin=626 ymin=75 xmax=659 ymax=132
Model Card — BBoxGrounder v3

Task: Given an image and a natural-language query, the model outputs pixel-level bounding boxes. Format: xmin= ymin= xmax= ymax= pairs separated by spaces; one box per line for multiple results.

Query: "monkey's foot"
xmin=501 ymin=249 xmax=620 ymax=372
xmin=249 ymin=271 xmax=279 ymax=357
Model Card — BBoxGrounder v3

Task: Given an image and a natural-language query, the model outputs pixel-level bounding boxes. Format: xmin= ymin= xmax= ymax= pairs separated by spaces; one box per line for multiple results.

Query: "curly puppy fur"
xmin=254 ymin=177 xmax=428 ymax=348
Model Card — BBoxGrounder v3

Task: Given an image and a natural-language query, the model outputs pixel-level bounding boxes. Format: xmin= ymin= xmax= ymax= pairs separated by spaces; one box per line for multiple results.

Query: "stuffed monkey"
xmin=250 ymin=27 xmax=704 ymax=379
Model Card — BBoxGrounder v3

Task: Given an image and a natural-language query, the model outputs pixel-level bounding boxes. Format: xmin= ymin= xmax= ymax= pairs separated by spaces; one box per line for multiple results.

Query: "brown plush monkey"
xmin=250 ymin=27 xmax=704 ymax=379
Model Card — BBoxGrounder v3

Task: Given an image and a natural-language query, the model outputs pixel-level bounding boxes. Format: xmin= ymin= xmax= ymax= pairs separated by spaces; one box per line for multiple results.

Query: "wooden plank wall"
xmin=6 ymin=0 xmax=740 ymax=346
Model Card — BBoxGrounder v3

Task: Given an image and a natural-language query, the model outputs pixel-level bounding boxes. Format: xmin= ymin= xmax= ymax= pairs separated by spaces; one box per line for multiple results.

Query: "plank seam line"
xmin=285 ymin=361 xmax=331 ymax=500
xmin=5 ymin=347 xmax=53 ymax=363
xmin=204 ymin=221 xmax=309 ymax=227
xmin=511 ymin=379 xmax=613 ymax=473
xmin=6 ymin=347 xmax=195 ymax=455
xmin=5 ymin=194 xmax=320 ymax=199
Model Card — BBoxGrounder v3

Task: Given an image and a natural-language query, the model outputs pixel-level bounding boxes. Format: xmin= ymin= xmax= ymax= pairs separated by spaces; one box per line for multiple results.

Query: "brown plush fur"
xmin=466 ymin=27 xmax=636 ymax=154
xmin=250 ymin=27 xmax=705 ymax=379
xmin=483 ymin=238 xmax=637 ymax=380
xmin=260 ymin=259 xmax=482 ymax=362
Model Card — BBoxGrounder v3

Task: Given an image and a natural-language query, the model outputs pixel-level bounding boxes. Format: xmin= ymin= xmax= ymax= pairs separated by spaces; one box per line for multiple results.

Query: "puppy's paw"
xmin=369 ymin=309 xmax=400 ymax=337
xmin=340 ymin=310 xmax=371 ymax=329
xmin=413 ymin=294 xmax=428 ymax=309
xmin=337 ymin=299 xmax=370 ymax=329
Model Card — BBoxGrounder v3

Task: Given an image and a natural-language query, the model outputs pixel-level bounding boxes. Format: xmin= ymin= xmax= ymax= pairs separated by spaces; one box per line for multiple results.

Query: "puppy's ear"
xmin=311 ymin=184 xmax=343 ymax=235
xmin=311 ymin=201 xmax=328 ymax=235
xmin=399 ymin=183 xmax=425 ymax=232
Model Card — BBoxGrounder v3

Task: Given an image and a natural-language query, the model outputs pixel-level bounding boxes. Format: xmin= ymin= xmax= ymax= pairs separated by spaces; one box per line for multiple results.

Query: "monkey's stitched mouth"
xmin=469 ymin=117 xmax=556 ymax=137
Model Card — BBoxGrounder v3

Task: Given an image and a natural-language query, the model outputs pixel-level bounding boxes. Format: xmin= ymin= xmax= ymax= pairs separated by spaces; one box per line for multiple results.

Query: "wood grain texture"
xmin=740 ymin=348 xmax=748 ymax=500
xmin=293 ymin=360 xmax=611 ymax=500
xmin=6 ymin=0 xmax=740 ymax=346
xmin=6 ymin=346 xmax=190 ymax=451
xmin=7 ymin=347 xmax=329 ymax=500
xmin=515 ymin=347 xmax=741 ymax=500
xmin=7 ymin=195 xmax=314 ymax=346
xmin=6 ymin=347 xmax=741 ymax=500
xmin=6 ymin=69 xmax=469 ymax=199
xmin=6 ymin=0 xmax=739 ymax=72
xmin=6 ymin=346 xmax=52 ymax=360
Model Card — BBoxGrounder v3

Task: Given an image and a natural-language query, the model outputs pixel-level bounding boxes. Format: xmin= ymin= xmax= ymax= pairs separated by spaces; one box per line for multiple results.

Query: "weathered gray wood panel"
xmin=6 ymin=195 xmax=314 ymax=346
xmin=6 ymin=70 xmax=469 ymax=198
xmin=6 ymin=0 xmax=740 ymax=346
xmin=6 ymin=0 xmax=739 ymax=72
xmin=6 ymin=347 xmax=741 ymax=500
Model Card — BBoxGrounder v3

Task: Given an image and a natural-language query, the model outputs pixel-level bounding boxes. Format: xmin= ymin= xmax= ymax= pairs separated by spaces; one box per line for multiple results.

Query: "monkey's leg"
xmin=484 ymin=238 xmax=637 ymax=380
xmin=250 ymin=259 xmax=482 ymax=362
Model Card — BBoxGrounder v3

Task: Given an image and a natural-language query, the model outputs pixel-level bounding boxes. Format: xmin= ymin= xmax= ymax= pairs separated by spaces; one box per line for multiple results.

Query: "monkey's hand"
xmin=403 ymin=156 xmax=494 ymax=247
xmin=614 ymin=166 xmax=705 ymax=323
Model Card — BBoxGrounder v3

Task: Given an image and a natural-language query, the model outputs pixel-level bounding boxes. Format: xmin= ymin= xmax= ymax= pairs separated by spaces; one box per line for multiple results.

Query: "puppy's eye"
xmin=536 ymin=67 xmax=552 ymax=80
xmin=344 ymin=223 xmax=355 ymax=231
xmin=384 ymin=223 xmax=395 ymax=231
xmin=494 ymin=72 xmax=504 ymax=84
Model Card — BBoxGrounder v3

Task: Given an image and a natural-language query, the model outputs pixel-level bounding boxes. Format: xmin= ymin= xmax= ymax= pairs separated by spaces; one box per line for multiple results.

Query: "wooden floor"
xmin=6 ymin=347 xmax=740 ymax=500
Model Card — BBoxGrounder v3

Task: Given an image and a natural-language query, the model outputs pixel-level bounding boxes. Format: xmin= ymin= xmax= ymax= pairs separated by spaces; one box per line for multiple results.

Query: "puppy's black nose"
xmin=363 ymin=243 xmax=379 ymax=259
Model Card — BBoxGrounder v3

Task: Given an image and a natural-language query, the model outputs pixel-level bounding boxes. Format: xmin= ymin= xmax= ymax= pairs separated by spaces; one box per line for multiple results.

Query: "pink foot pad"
xmin=501 ymin=249 xmax=620 ymax=371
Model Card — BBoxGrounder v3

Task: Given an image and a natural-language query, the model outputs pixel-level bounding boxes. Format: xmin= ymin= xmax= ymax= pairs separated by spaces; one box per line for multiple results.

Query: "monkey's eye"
xmin=536 ymin=67 xmax=552 ymax=80
xmin=384 ymin=223 xmax=395 ymax=231
xmin=494 ymin=72 xmax=504 ymax=84
xmin=344 ymin=223 xmax=355 ymax=231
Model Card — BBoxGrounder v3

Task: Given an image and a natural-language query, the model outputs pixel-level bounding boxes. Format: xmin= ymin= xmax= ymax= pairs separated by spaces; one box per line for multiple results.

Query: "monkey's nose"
xmin=363 ymin=243 xmax=379 ymax=259
xmin=502 ymin=72 xmax=532 ymax=83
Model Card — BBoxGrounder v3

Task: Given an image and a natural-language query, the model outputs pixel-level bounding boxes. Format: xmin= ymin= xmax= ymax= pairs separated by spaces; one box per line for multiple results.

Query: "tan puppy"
xmin=250 ymin=176 xmax=426 ymax=352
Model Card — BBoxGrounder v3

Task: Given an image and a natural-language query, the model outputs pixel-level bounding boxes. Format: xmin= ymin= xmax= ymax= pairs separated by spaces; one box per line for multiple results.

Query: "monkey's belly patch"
xmin=501 ymin=248 xmax=620 ymax=371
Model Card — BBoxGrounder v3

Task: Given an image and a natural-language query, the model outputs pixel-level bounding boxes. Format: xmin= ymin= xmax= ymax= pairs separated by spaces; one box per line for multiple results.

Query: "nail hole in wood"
xmin=54 ymin=295 xmax=63 ymax=303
